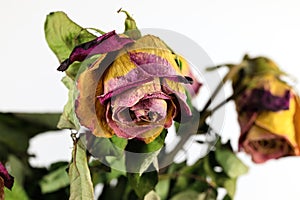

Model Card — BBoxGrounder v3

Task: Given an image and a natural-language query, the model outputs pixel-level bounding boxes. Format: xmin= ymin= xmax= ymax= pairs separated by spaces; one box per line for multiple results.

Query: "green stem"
xmin=159 ymin=111 xmax=211 ymax=169
xmin=202 ymin=63 xmax=245 ymax=112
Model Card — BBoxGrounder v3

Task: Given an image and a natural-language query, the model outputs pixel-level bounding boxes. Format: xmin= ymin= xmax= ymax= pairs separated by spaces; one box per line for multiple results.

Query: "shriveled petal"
xmin=237 ymin=89 xmax=290 ymax=112
xmin=130 ymin=99 xmax=167 ymax=122
xmin=106 ymin=102 xmax=166 ymax=141
xmin=58 ymin=31 xmax=134 ymax=71
xmin=255 ymin=96 xmax=298 ymax=149
xmin=106 ymin=81 xmax=171 ymax=141
xmin=98 ymin=52 xmax=191 ymax=104
xmin=76 ymin=53 xmax=118 ymax=138
xmin=175 ymin=54 xmax=202 ymax=96
xmin=237 ymin=112 xmax=258 ymax=145
xmin=236 ymin=75 xmax=292 ymax=112
xmin=0 ymin=162 xmax=14 ymax=190
xmin=110 ymin=78 xmax=162 ymax=108
xmin=101 ymin=35 xmax=185 ymax=91
xmin=162 ymin=78 xmax=192 ymax=120
xmin=294 ymin=95 xmax=300 ymax=154
xmin=242 ymin=125 xmax=294 ymax=163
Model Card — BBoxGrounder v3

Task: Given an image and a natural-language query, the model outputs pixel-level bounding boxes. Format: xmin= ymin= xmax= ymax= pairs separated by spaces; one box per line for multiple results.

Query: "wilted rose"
xmin=235 ymin=74 xmax=300 ymax=163
xmin=60 ymin=31 xmax=201 ymax=143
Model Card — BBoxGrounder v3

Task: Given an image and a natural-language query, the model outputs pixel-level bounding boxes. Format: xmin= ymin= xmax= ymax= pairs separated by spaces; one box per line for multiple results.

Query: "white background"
xmin=1 ymin=0 xmax=300 ymax=199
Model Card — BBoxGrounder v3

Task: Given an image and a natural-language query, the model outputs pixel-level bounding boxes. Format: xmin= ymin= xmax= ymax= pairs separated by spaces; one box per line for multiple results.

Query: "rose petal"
xmin=0 ymin=162 xmax=14 ymax=190
xmin=255 ymin=96 xmax=298 ymax=147
xmin=162 ymin=78 xmax=192 ymax=120
xmin=76 ymin=53 xmax=119 ymax=138
xmin=110 ymin=78 xmax=162 ymax=108
xmin=175 ymin=54 xmax=202 ymax=96
xmin=98 ymin=52 xmax=192 ymax=104
xmin=242 ymin=125 xmax=294 ymax=163
xmin=58 ymin=31 xmax=134 ymax=71
xmin=238 ymin=89 xmax=290 ymax=112
xmin=294 ymin=95 xmax=300 ymax=154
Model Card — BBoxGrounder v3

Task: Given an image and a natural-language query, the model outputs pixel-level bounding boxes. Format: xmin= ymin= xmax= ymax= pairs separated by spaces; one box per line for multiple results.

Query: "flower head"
xmin=232 ymin=56 xmax=300 ymax=163
xmin=63 ymin=32 xmax=201 ymax=143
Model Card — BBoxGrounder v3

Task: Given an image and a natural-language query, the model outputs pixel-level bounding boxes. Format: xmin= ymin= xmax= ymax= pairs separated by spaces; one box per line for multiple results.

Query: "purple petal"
xmin=130 ymin=52 xmax=192 ymax=84
xmin=105 ymin=102 xmax=164 ymax=139
xmin=161 ymin=79 xmax=192 ymax=119
xmin=98 ymin=52 xmax=192 ymax=104
xmin=58 ymin=31 xmax=134 ymax=71
xmin=0 ymin=162 xmax=14 ymax=190
xmin=238 ymin=89 xmax=291 ymax=112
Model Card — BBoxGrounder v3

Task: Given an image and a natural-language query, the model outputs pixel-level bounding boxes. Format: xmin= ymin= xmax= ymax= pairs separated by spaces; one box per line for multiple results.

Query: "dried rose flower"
xmin=233 ymin=57 xmax=300 ymax=163
xmin=60 ymin=31 xmax=201 ymax=143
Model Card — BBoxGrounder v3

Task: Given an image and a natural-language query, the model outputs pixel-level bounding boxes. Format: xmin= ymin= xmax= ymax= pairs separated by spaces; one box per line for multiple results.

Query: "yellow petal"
xmin=293 ymin=95 xmax=300 ymax=153
xmin=255 ymin=96 xmax=297 ymax=147
xmin=140 ymin=126 xmax=165 ymax=144
xmin=248 ymin=75 xmax=290 ymax=96
xmin=76 ymin=54 xmax=115 ymax=138
xmin=102 ymin=35 xmax=183 ymax=91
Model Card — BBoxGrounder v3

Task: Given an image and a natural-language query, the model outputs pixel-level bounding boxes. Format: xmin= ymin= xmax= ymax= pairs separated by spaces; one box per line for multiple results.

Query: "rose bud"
xmin=70 ymin=32 xmax=201 ymax=143
xmin=235 ymin=74 xmax=300 ymax=163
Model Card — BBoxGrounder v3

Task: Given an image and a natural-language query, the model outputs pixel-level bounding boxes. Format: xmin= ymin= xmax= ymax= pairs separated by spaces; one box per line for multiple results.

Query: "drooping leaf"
xmin=215 ymin=149 xmax=248 ymax=178
xmin=39 ymin=164 xmax=70 ymax=194
xmin=69 ymin=139 xmax=94 ymax=200
xmin=127 ymin=171 xmax=158 ymax=199
xmin=57 ymin=76 xmax=80 ymax=130
xmin=57 ymin=55 xmax=100 ymax=130
xmin=44 ymin=11 xmax=96 ymax=63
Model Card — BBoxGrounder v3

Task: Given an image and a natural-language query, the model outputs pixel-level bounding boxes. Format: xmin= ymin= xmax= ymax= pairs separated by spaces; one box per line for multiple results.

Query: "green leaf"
xmin=128 ymin=171 xmax=158 ymax=199
xmin=155 ymin=179 xmax=170 ymax=200
xmin=39 ymin=165 xmax=70 ymax=194
xmin=222 ymin=178 xmax=237 ymax=198
xmin=44 ymin=11 xmax=96 ymax=63
xmin=8 ymin=155 xmax=30 ymax=186
xmin=125 ymin=131 xmax=167 ymax=174
xmin=89 ymin=160 xmax=125 ymax=185
xmin=144 ymin=190 xmax=161 ymax=200
xmin=110 ymin=135 xmax=128 ymax=150
xmin=57 ymin=56 xmax=99 ymax=130
xmin=126 ymin=129 xmax=167 ymax=153
xmin=170 ymin=189 xmax=217 ymax=200
xmin=4 ymin=181 xmax=29 ymax=200
xmin=86 ymin=134 xmax=127 ymax=159
xmin=57 ymin=76 xmax=80 ymax=130
xmin=0 ymin=112 xmax=61 ymax=158
xmin=69 ymin=139 xmax=94 ymax=200
xmin=215 ymin=149 xmax=248 ymax=178
xmin=170 ymin=190 xmax=200 ymax=200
